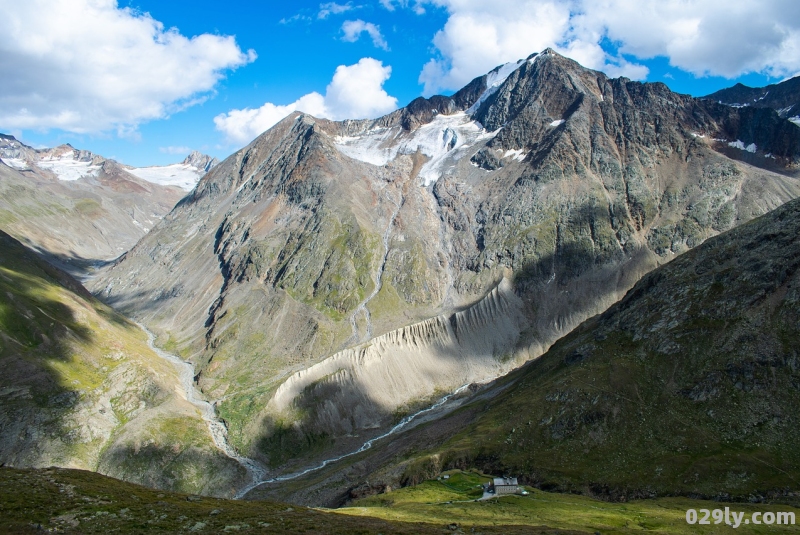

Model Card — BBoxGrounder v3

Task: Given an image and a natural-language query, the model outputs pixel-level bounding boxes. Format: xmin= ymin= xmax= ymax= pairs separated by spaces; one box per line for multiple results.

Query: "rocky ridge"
xmin=706 ymin=75 xmax=800 ymax=124
xmin=89 ymin=49 xmax=800 ymax=473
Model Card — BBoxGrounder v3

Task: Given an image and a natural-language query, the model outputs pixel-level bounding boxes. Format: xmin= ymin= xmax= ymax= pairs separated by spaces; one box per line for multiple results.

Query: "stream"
xmin=137 ymin=322 xmax=267 ymax=495
xmin=234 ymin=383 xmax=470 ymax=499
xmin=347 ymin=194 xmax=403 ymax=346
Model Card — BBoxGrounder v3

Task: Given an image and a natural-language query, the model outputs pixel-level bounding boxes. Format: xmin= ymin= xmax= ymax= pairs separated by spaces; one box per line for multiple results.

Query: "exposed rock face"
xmin=268 ymin=278 xmax=525 ymax=437
xmin=182 ymin=151 xmax=220 ymax=173
xmin=0 ymin=135 xmax=185 ymax=275
xmin=0 ymin=232 xmax=245 ymax=496
xmin=384 ymin=194 xmax=800 ymax=500
xmin=89 ymin=49 xmax=800 ymax=468
xmin=706 ymin=75 xmax=800 ymax=121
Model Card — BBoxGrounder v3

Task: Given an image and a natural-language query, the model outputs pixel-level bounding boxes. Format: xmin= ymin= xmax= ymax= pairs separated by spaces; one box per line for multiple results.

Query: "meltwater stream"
xmin=137 ymin=323 xmax=267 ymax=495
xmin=234 ymin=383 xmax=471 ymax=499
xmin=139 ymin=321 xmax=469 ymax=500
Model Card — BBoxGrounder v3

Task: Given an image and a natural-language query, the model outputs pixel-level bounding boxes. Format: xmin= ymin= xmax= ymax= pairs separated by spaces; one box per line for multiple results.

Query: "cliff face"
xmin=267 ymin=278 xmax=525 ymax=439
xmin=89 ymin=50 xmax=800 ymax=468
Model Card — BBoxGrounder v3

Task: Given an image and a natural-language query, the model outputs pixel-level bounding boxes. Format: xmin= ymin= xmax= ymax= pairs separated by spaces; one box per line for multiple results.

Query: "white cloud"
xmin=416 ymin=0 xmax=800 ymax=94
xmin=160 ymin=146 xmax=192 ymax=155
xmin=341 ymin=20 xmax=390 ymax=50
xmin=214 ymin=58 xmax=398 ymax=145
xmin=0 ymin=0 xmax=256 ymax=135
xmin=380 ymin=0 xmax=425 ymax=12
xmin=318 ymin=2 xmax=356 ymax=18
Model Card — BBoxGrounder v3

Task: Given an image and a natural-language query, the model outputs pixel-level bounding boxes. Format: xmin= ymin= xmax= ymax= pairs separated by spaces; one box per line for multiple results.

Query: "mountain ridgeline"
xmin=89 ymin=49 xmax=800 ymax=482
xmin=706 ymin=75 xmax=800 ymax=122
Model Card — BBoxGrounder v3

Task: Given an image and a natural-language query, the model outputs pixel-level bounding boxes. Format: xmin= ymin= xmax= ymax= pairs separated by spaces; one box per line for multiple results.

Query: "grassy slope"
xmin=0 ymin=231 xmax=244 ymax=495
xmin=387 ymin=196 xmax=800 ymax=501
xmin=341 ymin=470 xmax=798 ymax=534
xmin=0 ymin=467 xmax=583 ymax=535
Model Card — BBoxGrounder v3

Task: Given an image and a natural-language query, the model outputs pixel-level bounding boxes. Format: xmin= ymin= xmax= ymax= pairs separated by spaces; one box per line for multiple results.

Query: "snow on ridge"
xmin=127 ymin=163 xmax=204 ymax=191
xmin=728 ymin=140 xmax=757 ymax=153
xmin=789 ymin=116 xmax=800 ymax=127
xmin=335 ymin=112 xmax=499 ymax=186
xmin=467 ymin=59 xmax=527 ymax=115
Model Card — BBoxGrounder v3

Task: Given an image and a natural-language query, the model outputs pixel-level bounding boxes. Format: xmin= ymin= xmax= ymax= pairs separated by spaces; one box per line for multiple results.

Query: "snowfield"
xmin=127 ymin=164 xmax=204 ymax=190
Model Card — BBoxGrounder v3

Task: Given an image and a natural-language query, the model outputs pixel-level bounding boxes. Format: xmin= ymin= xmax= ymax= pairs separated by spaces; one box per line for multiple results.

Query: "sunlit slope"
xmin=341 ymin=470 xmax=799 ymax=534
xmin=0 ymin=231 xmax=244 ymax=496
xmin=0 ymin=466 xmax=582 ymax=535
xmin=395 ymin=196 xmax=800 ymax=500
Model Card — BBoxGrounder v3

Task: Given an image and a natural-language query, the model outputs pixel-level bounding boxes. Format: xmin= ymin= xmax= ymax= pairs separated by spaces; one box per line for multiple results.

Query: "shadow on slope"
xmin=0 ymin=231 xmax=95 ymax=464
xmin=399 ymin=196 xmax=800 ymax=502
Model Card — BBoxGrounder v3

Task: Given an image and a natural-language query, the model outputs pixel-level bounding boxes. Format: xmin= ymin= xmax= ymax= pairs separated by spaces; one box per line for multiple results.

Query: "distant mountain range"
xmin=0 ymin=135 xmax=217 ymax=275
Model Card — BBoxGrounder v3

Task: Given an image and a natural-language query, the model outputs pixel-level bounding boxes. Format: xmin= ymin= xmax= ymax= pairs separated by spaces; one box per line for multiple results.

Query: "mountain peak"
xmin=181 ymin=150 xmax=219 ymax=172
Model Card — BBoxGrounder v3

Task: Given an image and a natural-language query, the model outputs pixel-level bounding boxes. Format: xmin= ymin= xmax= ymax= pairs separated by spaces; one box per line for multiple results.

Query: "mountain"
xmin=0 ymin=135 xmax=186 ymax=275
xmin=88 ymin=49 xmax=800 ymax=475
xmin=183 ymin=150 xmax=220 ymax=172
xmin=336 ymin=193 xmax=800 ymax=504
xmin=706 ymin=76 xmax=800 ymax=125
xmin=0 ymin=230 xmax=245 ymax=496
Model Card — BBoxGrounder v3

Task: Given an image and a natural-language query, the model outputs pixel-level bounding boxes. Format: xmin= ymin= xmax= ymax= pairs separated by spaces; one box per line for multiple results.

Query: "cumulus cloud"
xmin=318 ymin=2 xmax=356 ymax=19
xmin=341 ymin=19 xmax=390 ymax=50
xmin=0 ymin=0 xmax=256 ymax=135
xmin=415 ymin=0 xmax=800 ymax=94
xmin=214 ymin=58 xmax=398 ymax=145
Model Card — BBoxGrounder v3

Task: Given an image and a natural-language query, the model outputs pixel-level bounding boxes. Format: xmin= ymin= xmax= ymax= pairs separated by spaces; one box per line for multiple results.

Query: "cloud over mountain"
xmin=0 ymin=0 xmax=255 ymax=135
xmin=416 ymin=0 xmax=800 ymax=94
xmin=214 ymin=58 xmax=398 ymax=145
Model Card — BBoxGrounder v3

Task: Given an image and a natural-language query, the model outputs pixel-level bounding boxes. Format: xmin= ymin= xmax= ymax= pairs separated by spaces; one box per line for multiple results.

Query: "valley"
xmin=2 ymin=42 xmax=800 ymax=533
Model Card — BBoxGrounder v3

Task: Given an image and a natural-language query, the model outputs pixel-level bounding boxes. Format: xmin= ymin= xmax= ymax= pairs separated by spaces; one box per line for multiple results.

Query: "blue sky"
xmin=1 ymin=0 xmax=798 ymax=167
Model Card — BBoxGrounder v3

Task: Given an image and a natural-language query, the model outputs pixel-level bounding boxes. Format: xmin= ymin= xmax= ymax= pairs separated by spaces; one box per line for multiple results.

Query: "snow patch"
xmin=37 ymin=155 xmax=101 ymax=181
xmin=335 ymin=112 xmax=499 ymax=186
xmin=503 ymin=149 xmax=527 ymax=162
xmin=789 ymin=116 xmax=800 ymax=127
xmin=0 ymin=157 xmax=28 ymax=169
xmin=728 ymin=140 xmax=757 ymax=153
xmin=128 ymin=164 xmax=203 ymax=190
xmin=467 ymin=59 xmax=526 ymax=115
xmin=549 ymin=119 xmax=564 ymax=127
